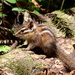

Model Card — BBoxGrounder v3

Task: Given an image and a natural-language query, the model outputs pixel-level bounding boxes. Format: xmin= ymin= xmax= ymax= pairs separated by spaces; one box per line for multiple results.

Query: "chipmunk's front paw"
xmin=22 ymin=48 xmax=30 ymax=51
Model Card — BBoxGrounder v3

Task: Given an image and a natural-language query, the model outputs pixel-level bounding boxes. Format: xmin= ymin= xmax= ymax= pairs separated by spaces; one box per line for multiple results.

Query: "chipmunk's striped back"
xmin=37 ymin=24 xmax=55 ymax=37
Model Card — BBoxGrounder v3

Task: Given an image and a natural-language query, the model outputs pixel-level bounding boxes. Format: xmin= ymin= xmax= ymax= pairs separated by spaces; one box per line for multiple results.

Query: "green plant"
xmin=0 ymin=3 xmax=2 ymax=8
xmin=72 ymin=37 xmax=75 ymax=39
xmin=0 ymin=45 xmax=10 ymax=52
xmin=5 ymin=0 xmax=40 ymax=14
xmin=5 ymin=0 xmax=16 ymax=4
xmin=12 ymin=7 xmax=28 ymax=12
xmin=0 ymin=13 xmax=7 ymax=17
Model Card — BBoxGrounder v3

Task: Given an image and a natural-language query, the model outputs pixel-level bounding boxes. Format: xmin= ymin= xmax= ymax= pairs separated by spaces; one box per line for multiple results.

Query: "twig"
xmin=32 ymin=0 xmax=41 ymax=8
xmin=1 ymin=0 xmax=12 ymax=7
xmin=60 ymin=0 xmax=65 ymax=10
xmin=32 ymin=0 xmax=47 ymax=12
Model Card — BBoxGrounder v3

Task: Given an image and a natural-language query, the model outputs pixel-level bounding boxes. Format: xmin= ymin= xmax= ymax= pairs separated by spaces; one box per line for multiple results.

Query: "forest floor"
xmin=0 ymin=37 xmax=75 ymax=75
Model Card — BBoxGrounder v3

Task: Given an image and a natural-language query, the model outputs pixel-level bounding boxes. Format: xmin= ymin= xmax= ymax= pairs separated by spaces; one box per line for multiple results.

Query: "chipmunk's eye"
xmin=20 ymin=27 xmax=26 ymax=32
xmin=21 ymin=29 xmax=25 ymax=32
xmin=30 ymin=25 xmax=33 ymax=29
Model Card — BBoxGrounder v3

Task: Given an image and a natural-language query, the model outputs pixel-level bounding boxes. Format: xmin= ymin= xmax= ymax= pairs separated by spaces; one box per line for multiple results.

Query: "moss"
xmin=70 ymin=7 xmax=75 ymax=12
xmin=4 ymin=58 xmax=33 ymax=75
xmin=51 ymin=10 xmax=75 ymax=37
xmin=0 ymin=49 xmax=44 ymax=75
xmin=3 ymin=57 xmax=43 ymax=75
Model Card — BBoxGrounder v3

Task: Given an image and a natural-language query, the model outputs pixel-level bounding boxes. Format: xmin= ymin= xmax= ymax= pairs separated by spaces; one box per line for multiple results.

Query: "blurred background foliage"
xmin=0 ymin=0 xmax=75 ymax=40
xmin=0 ymin=0 xmax=75 ymax=14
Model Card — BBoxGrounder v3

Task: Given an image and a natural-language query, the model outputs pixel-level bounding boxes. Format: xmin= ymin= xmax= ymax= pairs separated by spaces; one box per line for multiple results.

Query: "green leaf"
xmin=17 ymin=0 xmax=25 ymax=1
xmin=0 ymin=12 xmax=7 ymax=17
xmin=72 ymin=37 xmax=75 ymax=39
xmin=0 ymin=3 xmax=2 ymax=7
xmin=5 ymin=0 xmax=16 ymax=4
xmin=12 ymin=7 xmax=28 ymax=12
xmin=28 ymin=0 xmax=32 ymax=2
xmin=32 ymin=10 xmax=40 ymax=15
xmin=0 ymin=45 xmax=10 ymax=52
xmin=37 ymin=0 xmax=42 ymax=2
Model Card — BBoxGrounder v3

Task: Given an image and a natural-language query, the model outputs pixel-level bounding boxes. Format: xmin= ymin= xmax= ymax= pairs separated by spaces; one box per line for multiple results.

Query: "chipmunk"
xmin=14 ymin=21 xmax=75 ymax=70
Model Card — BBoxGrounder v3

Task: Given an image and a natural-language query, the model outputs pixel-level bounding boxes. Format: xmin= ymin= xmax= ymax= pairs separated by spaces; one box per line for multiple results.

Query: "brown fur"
xmin=14 ymin=21 xmax=75 ymax=70
xmin=14 ymin=21 xmax=56 ymax=57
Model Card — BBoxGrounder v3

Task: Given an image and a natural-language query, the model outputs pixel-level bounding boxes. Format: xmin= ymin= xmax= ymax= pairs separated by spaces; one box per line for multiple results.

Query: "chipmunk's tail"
xmin=56 ymin=43 xmax=75 ymax=71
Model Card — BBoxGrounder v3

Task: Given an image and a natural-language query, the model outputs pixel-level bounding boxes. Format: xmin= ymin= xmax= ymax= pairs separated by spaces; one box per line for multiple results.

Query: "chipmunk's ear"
xmin=28 ymin=21 xmax=36 ymax=29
